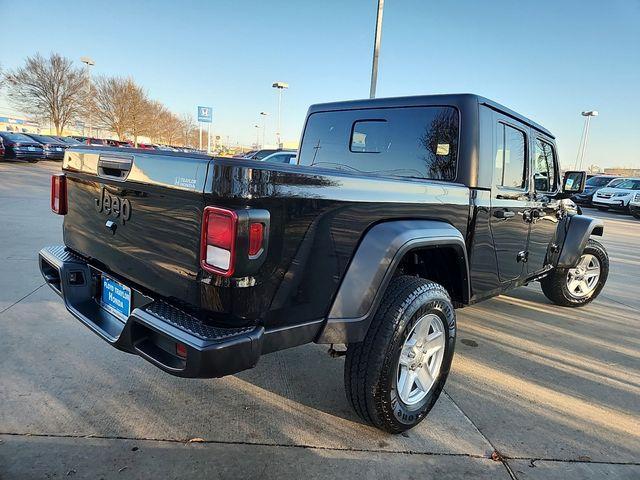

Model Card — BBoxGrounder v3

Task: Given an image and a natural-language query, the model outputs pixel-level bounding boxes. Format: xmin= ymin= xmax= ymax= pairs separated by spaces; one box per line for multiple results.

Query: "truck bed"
xmin=61 ymin=147 xmax=470 ymax=332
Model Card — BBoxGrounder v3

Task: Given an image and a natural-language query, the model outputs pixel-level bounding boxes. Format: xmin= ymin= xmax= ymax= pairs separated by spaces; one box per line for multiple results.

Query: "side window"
xmin=298 ymin=106 xmax=459 ymax=181
xmin=495 ymin=123 xmax=527 ymax=189
xmin=533 ymin=139 xmax=557 ymax=192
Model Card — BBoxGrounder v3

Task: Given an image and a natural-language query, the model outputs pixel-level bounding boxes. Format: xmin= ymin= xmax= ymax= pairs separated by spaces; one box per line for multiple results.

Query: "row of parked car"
xmin=0 ymin=132 xmax=204 ymax=162
xmin=573 ymin=174 xmax=640 ymax=219
xmin=0 ymin=132 xmax=83 ymax=162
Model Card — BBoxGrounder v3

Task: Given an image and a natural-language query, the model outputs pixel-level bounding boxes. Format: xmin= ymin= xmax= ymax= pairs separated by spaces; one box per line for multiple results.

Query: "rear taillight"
xmin=201 ymin=207 xmax=237 ymax=276
xmin=51 ymin=174 xmax=67 ymax=215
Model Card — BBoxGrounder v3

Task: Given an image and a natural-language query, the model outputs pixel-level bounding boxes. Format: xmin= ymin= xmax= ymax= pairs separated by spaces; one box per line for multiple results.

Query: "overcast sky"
xmin=1 ymin=0 xmax=639 ymax=168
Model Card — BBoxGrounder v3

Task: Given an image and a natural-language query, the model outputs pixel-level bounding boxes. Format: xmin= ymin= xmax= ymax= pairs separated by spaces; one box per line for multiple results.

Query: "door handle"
xmin=494 ymin=210 xmax=515 ymax=219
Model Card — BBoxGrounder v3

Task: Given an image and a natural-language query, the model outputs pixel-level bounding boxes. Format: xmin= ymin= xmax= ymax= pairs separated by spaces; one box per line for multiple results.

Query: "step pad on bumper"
xmin=145 ymin=301 xmax=255 ymax=341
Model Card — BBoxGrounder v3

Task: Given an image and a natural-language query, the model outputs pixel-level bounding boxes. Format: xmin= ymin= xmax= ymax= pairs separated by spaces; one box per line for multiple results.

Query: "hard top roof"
xmin=307 ymin=93 xmax=554 ymax=139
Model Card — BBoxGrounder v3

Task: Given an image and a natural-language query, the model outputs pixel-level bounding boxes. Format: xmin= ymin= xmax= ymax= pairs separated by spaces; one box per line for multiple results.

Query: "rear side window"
xmin=495 ymin=123 xmax=527 ymax=189
xmin=533 ymin=138 xmax=557 ymax=192
xmin=299 ymin=106 xmax=458 ymax=181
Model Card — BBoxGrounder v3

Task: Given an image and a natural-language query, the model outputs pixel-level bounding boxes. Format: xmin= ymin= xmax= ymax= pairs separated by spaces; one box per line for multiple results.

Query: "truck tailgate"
xmin=62 ymin=147 xmax=211 ymax=306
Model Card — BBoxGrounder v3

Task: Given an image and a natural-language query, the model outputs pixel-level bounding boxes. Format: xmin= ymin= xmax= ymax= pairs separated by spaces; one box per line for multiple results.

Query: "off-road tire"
xmin=344 ymin=276 xmax=456 ymax=433
xmin=540 ymin=238 xmax=609 ymax=307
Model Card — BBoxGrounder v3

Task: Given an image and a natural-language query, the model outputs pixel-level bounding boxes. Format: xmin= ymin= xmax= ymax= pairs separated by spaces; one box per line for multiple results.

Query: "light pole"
xmin=254 ymin=124 xmax=260 ymax=149
xmin=370 ymin=0 xmax=385 ymax=98
xmin=272 ymin=82 xmax=288 ymax=147
xmin=80 ymin=56 xmax=95 ymax=137
xmin=575 ymin=110 xmax=598 ymax=170
xmin=260 ymin=112 xmax=269 ymax=147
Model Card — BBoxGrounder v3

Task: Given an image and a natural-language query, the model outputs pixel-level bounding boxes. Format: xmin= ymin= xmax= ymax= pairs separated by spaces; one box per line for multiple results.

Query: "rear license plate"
xmin=100 ymin=275 xmax=131 ymax=321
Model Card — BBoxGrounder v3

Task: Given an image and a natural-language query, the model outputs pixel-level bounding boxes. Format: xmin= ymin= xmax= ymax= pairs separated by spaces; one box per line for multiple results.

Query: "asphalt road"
xmin=1 ymin=160 xmax=638 ymax=479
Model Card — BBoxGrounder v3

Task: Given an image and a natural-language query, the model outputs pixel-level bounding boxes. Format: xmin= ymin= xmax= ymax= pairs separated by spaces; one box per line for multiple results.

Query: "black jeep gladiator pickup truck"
xmin=39 ymin=94 xmax=608 ymax=433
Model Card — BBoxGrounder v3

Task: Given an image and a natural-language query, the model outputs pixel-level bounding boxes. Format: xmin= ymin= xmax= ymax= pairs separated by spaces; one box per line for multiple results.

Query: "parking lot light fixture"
xmin=575 ymin=110 xmax=599 ymax=170
xmin=272 ymin=82 xmax=288 ymax=148
xmin=254 ymin=124 xmax=260 ymax=149
xmin=260 ymin=112 xmax=269 ymax=148
xmin=80 ymin=57 xmax=95 ymax=137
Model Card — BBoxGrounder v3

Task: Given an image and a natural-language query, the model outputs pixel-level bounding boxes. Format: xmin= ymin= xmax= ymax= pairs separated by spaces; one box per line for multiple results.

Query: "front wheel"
xmin=540 ymin=239 xmax=609 ymax=307
xmin=344 ymin=276 xmax=456 ymax=433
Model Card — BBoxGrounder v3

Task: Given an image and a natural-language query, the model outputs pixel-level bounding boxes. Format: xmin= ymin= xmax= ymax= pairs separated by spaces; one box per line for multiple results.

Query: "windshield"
xmin=586 ymin=176 xmax=613 ymax=187
xmin=27 ymin=134 xmax=58 ymax=143
xmin=607 ymin=178 xmax=624 ymax=187
xmin=615 ymin=179 xmax=640 ymax=190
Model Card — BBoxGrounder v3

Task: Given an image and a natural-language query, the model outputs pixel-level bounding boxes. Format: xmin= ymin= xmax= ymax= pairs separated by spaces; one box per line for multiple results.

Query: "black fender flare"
xmin=554 ymin=214 xmax=604 ymax=268
xmin=316 ymin=220 xmax=469 ymax=344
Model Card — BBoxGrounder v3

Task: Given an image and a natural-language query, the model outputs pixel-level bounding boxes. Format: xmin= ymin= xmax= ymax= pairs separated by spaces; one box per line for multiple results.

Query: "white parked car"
xmin=260 ymin=151 xmax=297 ymax=164
xmin=592 ymin=178 xmax=640 ymax=212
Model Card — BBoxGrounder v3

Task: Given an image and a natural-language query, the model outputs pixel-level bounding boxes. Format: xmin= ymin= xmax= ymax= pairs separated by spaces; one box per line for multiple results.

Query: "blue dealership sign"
xmin=197 ymin=106 xmax=213 ymax=123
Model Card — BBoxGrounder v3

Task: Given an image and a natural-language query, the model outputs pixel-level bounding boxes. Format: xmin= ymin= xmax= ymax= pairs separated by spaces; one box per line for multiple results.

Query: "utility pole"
xmin=369 ymin=0 xmax=384 ymax=99
xmin=575 ymin=110 xmax=598 ymax=170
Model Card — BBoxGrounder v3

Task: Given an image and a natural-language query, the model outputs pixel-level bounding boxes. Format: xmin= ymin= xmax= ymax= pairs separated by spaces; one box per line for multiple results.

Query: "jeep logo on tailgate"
xmin=95 ymin=187 xmax=132 ymax=225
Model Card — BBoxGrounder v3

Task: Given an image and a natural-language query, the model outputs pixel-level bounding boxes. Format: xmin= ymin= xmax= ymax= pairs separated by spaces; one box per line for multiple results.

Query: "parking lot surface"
xmin=1 ymin=161 xmax=638 ymax=479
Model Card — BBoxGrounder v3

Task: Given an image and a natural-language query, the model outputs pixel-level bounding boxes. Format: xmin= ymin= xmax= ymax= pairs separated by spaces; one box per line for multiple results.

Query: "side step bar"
xmin=38 ymin=246 xmax=263 ymax=378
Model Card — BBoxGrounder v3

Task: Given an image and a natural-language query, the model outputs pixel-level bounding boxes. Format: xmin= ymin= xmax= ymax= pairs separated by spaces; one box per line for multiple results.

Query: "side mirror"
xmin=557 ymin=171 xmax=586 ymax=198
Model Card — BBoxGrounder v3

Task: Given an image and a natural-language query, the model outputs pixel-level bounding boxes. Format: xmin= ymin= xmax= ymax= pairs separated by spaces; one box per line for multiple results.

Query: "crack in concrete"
xmin=0 ymin=432 xmax=495 ymax=459
xmin=3 ymin=432 xmax=637 ymax=467
xmin=0 ymin=283 xmax=45 ymax=314
xmin=443 ymin=390 xmax=519 ymax=480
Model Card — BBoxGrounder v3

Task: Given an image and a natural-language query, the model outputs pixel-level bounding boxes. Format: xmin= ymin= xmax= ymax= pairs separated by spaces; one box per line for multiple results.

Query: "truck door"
xmin=526 ymin=136 xmax=561 ymax=273
xmin=489 ymin=119 xmax=531 ymax=282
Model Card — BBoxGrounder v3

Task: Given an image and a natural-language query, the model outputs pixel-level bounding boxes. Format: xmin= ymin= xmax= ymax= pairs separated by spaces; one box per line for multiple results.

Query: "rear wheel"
xmin=540 ymin=239 xmax=608 ymax=307
xmin=344 ymin=276 xmax=456 ymax=433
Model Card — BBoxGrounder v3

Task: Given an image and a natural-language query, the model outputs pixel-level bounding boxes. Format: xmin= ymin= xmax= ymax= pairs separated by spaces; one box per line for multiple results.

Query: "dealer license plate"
xmin=100 ymin=275 xmax=131 ymax=321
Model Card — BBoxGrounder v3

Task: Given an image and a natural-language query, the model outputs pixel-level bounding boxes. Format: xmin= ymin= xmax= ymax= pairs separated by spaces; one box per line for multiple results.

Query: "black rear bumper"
xmin=38 ymin=246 xmax=264 ymax=378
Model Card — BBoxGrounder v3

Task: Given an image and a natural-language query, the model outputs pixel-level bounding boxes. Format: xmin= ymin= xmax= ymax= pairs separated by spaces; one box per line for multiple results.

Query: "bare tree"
xmin=92 ymin=76 xmax=130 ymax=139
xmin=180 ymin=113 xmax=197 ymax=147
xmin=125 ymin=81 xmax=150 ymax=146
xmin=92 ymin=76 xmax=151 ymax=145
xmin=4 ymin=53 xmax=86 ymax=135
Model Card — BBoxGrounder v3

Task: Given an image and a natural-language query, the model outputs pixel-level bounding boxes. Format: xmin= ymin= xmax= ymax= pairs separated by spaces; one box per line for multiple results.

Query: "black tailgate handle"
xmin=98 ymin=154 xmax=133 ymax=181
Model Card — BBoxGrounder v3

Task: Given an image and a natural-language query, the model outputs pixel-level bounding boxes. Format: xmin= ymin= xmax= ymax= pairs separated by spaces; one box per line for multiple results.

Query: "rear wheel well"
xmin=394 ymin=246 xmax=468 ymax=307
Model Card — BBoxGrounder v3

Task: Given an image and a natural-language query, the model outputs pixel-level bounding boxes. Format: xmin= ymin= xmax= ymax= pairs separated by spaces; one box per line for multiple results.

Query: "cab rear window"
xmin=299 ymin=106 xmax=458 ymax=181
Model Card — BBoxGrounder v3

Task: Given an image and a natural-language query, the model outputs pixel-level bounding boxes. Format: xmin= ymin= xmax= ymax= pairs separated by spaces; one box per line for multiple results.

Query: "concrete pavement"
xmin=0 ymin=161 xmax=638 ymax=479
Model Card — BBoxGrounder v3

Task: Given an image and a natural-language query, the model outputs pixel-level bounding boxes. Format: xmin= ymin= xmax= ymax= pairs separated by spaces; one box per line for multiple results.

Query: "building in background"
xmin=603 ymin=168 xmax=640 ymax=177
